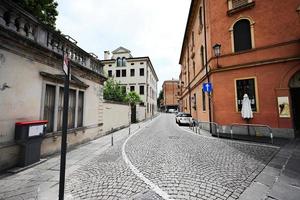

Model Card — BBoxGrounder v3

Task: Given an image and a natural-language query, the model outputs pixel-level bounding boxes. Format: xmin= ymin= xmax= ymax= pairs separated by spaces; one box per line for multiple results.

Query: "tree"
xmin=12 ymin=0 xmax=58 ymax=29
xmin=103 ymin=79 xmax=126 ymax=102
xmin=125 ymin=91 xmax=141 ymax=106
xmin=157 ymin=90 xmax=163 ymax=109
xmin=125 ymin=92 xmax=141 ymax=123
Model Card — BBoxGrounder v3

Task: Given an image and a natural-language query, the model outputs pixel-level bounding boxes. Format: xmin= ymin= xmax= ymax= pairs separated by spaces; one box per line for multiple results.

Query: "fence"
xmin=190 ymin=120 xmax=274 ymax=144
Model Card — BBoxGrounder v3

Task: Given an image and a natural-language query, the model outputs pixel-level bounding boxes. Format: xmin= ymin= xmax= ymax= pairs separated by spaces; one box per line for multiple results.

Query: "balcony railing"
xmin=0 ymin=0 xmax=104 ymax=76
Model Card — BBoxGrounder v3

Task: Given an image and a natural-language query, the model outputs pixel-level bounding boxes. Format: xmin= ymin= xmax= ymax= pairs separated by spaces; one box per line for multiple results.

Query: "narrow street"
xmin=64 ymin=113 xmax=278 ymax=199
xmin=0 ymin=113 xmax=284 ymax=200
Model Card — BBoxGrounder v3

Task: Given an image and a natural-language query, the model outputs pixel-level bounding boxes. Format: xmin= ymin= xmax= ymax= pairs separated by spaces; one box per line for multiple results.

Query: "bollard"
xmin=230 ymin=129 xmax=233 ymax=139
xmin=270 ymin=132 xmax=273 ymax=144
xmin=111 ymin=133 xmax=113 ymax=146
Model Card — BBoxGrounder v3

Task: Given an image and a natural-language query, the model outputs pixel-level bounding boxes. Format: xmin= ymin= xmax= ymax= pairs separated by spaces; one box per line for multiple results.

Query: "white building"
xmin=101 ymin=47 xmax=158 ymax=118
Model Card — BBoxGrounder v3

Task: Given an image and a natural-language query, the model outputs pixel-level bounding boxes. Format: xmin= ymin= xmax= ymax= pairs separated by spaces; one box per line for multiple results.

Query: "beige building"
xmin=101 ymin=47 xmax=159 ymax=118
xmin=0 ymin=1 xmax=106 ymax=171
xmin=162 ymin=80 xmax=179 ymax=112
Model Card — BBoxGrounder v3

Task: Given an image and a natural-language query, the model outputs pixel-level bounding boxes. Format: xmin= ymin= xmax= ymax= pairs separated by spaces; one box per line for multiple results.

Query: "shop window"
xmin=236 ymin=78 xmax=257 ymax=111
xmin=233 ymin=19 xmax=252 ymax=52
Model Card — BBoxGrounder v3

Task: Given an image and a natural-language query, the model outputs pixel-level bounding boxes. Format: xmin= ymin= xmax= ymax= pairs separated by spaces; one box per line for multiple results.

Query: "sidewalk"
xmin=0 ymin=118 xmax=153 ymax=200
xmin=239 ymin=138 xmax=300 ymax=200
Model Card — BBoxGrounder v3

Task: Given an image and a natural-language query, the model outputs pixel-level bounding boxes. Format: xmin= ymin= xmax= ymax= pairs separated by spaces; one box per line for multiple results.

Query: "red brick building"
xmin=162 ymin=80 xmax=179 ymax=112
xmin=179 ymin=0 xmax=300 ymax=137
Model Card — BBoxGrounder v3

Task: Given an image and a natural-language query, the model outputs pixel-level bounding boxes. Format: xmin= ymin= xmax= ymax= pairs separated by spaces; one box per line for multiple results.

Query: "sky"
xmin=56 ymin=0 xmax=191 ymax=93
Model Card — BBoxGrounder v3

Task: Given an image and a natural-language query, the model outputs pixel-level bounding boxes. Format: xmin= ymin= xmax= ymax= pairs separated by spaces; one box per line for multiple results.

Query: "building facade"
xmin=179 ymin=0 xmax=300 ymax=137
xmin=0 ymin=0 xmax=106 ymax=171
xmin=101 ymin=47 xmax=159 ymax=118
xmin=162 ymin=80 xmax=179 ymax=112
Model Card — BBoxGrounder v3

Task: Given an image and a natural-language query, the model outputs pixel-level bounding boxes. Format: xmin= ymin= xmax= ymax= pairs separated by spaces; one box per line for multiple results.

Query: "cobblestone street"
xmin=0 ymin=114 xmax=281 ymax=199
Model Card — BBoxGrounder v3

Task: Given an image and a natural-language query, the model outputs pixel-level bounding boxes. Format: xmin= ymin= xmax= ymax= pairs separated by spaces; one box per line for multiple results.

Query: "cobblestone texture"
xmin=0 ymin=114 xmax=278 ymax=200
xmin=126 ymin=114 xmax=278 ymax=200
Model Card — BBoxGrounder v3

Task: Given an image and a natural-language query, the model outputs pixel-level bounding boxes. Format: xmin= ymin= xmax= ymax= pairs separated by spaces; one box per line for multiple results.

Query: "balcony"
xmin=0 ymin=0 xmax=104 ymax=76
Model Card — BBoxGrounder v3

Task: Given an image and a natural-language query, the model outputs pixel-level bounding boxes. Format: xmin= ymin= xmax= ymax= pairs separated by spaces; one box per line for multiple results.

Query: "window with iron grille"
xmin=77 ymin=91 xmax=84 ymax=127
xmin=108 ymin=70 xmax=112 ymax=77
xmin=122 ymin=69 xmax=126 ymax=77
xmin=130 ymin=69 xmax=135 ymax=76
xmin=140 ymin=85 xmax=144 ymax=95
xmin=140 ymin=68 xmax=144 ymax=76
xmin=116 ymin=70 xmax=120 ymax=77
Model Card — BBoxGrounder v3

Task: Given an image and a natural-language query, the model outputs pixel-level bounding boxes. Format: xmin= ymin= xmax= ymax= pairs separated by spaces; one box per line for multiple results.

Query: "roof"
xmin=179 ymin=0 xmax=197 ymax=64
xmin=112 ymin=46 xmax=131 ymax=54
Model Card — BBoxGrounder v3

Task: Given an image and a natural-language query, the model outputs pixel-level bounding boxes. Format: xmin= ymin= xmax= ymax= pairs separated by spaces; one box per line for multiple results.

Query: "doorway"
xmin=290 ymin=71 xmax=300 ymax=137
xmin=291 ymin=88 xmax=300 ymax=136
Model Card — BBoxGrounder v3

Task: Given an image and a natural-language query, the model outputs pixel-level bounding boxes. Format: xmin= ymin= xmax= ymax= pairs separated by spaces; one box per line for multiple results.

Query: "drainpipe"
xmin=203 ymin=0 xmax=212 ymax=126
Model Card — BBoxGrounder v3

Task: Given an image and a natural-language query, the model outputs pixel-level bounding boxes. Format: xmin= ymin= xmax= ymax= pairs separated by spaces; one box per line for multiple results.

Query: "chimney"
xmin=104 ymin=51 xmax=110 ymax=60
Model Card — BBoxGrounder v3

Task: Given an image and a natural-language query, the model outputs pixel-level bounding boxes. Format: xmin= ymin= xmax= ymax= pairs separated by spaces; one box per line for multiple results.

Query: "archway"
xmin=289 ymin=71 xmax=300 ymax=137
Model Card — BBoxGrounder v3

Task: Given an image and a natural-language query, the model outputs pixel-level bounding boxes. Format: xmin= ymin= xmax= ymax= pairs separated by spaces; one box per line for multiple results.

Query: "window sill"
xmin=227 ymin=1 xmax=255 ymax=16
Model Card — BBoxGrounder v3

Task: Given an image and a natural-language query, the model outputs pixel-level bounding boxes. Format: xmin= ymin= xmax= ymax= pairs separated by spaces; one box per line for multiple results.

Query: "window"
xmin=130 ymin=86 xmax=135 ymax=92
xmin=108 ymin=64 xmax=112 ymax=67
xmin=232 ymin=0 xmax=249 ymax=9
xmin=140 ymin=62 xmax=144 ymax=65
xmin=199 ymin=7 xmax=203 ymax=28
xmin=116 ymin=57 xmax=122 ymax=67
xmin=192 ymin=31 xmax=195 ymax=46
xmin=233 ymin=19 xmax=252 ymax=52
xmin=193 ymin=61 xmax=195 ymax=77
xmin=140 ymin=68 xmax=144 ymax=76
xmin=68 ymin=89 xmax=76 ymax=129
xmin=122 ymin=57 xmax=126 ymax=66
xmin=108 ymin=70 xmax=112 ymax=77
xmin=122 ymin=69 xmax=126 ymax=77
xmin=77 ymin=91 xmax=84 ymax=127
xmin=44 ymin=85 xmax=56 ymax=133
xmin=200 ymin=45 xmax=204 ymax=68
xmin=43 ymin=84 xmax=85 ymax=132
xmin=139 ymin=85 xmax=144 ymax=95
xmin=193 ymin=93 xmax=197 ymax=110
xmin=130 ymin=69 xmax=135 ymax=77
xmin=131 ymin=63 xmax=134 ymax=65
xmin=116 ymin=70 xmax=120 ymax=77
xmin=202 ymin=89 xmax=206 ymax=111
xmin=236 ymin=78 xmax=257 ymax=111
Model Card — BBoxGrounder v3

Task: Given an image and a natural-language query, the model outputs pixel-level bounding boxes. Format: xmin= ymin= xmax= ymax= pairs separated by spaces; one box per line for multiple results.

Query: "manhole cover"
xmin=168 ymin=136 xmax=180 ymax=140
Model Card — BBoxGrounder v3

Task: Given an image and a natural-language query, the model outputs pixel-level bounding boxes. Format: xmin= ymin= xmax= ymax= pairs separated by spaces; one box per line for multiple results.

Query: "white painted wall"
xmin=102 ymin=102 xmax=130 ymax=133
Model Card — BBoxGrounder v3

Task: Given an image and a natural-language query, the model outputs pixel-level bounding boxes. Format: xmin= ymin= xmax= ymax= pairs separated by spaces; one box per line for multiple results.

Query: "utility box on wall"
xmin=15 ymin=120 xmax=47 ymax=167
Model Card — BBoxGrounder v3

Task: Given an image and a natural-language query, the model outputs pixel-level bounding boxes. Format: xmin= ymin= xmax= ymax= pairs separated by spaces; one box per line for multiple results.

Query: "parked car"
xmin=175 ymin=113 xmax=192 ymax=125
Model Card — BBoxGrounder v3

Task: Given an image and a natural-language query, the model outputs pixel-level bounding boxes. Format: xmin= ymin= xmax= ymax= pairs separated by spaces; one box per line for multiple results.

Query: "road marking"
xmin=122 ymin=115 xmax=173 ymax=200
xmin=178 ymin=125 xmax=279 ymax=149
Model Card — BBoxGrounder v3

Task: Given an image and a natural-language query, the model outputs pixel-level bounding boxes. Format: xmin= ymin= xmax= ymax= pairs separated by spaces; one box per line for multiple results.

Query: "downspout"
xmin=203 ymin=0 xmax=212 ymax=125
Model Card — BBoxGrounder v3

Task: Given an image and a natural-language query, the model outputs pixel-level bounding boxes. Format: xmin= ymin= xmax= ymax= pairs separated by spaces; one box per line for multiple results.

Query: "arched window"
xmin=116 ymin=57 xmax=122 ymax=67
xmin=233 ymin=19 xmax=252 ymax=52
xmin=122 ymin=57 xmax=126 ymax=66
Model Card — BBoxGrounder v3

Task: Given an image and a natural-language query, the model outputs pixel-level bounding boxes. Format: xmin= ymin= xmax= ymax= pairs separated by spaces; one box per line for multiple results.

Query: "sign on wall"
xmin=202 ymin=83 xmax=212 ymax=92
xmin=29 ymin=125 xmax=44 ymax=137
xmin=277 ymin=96 xmax=291 ymax=118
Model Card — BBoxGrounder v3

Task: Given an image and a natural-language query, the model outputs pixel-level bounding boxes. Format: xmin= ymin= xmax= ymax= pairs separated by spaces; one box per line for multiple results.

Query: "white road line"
xmin=122 ymin=115 xmax=173 ymax=200
xmin=178 ymin=125 xmax=279 ymax=149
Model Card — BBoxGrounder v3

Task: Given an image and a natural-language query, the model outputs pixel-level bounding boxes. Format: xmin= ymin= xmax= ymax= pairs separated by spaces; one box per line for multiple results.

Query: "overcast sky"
xmin=56 ymin=0 xmax=191 ymax=93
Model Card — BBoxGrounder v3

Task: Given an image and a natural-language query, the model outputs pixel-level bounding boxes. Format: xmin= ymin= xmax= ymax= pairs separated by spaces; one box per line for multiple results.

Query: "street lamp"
xmin=213 ymin=43 xmax=221 ymax=67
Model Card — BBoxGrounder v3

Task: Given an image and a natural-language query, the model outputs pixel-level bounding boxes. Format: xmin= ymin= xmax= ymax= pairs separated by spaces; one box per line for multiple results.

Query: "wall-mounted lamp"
xmin=213 ymin=43 xmax=221 ymax=67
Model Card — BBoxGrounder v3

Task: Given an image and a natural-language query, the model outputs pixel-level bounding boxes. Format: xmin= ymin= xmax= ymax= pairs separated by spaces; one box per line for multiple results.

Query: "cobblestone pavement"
xmin=0 ymin=114 xmax=280 ymax=200
xmin=125 ymin=114 xmax=278 ymax=200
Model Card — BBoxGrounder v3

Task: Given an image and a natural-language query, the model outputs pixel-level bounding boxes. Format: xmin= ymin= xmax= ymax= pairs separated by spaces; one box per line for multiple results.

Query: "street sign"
xmin=202 ymin=82 xmax=212 ymax=92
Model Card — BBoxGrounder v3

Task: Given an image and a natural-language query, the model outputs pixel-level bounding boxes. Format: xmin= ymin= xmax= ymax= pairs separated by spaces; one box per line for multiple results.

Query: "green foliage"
xmin=157 ymin=90 xmax=163 ymax=107
xmin=12 ymin=0 xmax=58 ymax=29
xmin=103 ymin=79 xmax=127 ymax=102
xmin=125 ymin=91 xmax=141 ymax=106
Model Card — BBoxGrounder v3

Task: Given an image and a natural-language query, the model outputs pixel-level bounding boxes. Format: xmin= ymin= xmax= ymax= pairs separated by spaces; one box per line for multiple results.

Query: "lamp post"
xmin=213 ymin=43 xmax=221 ymax=67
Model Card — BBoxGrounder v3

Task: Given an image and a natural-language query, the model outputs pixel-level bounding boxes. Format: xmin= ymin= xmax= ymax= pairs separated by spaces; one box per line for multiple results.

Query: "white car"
xmin=175 ymin=113 xmax=192 ymax=125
